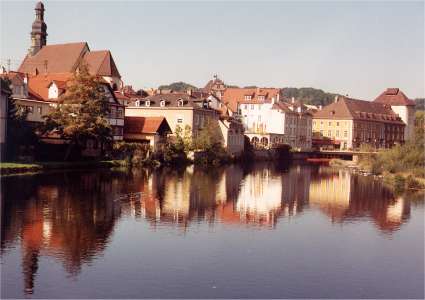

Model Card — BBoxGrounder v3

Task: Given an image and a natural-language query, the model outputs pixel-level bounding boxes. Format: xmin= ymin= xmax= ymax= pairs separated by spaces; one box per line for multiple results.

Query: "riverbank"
xmin=0 ymin=160 xmax=127 ymax=176
xmin=329 ymin=158 xmax=425 ymax=192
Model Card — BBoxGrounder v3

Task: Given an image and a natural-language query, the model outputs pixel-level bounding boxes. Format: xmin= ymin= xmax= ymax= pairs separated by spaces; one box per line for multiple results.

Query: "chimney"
xmin=334 ymin=95 xmax=339 ymax=103
xmin=187 ymin=89 xmax=192 ymax=96
xmin=291 ymin=97 xmax=295 ymax=104
xmin=24 ymin=74 xmax=28 ymax=84
xmin=271 ymin=97 xmax=276 ymax=104
xmin=318 ymin=105 xmax=322 ymax=110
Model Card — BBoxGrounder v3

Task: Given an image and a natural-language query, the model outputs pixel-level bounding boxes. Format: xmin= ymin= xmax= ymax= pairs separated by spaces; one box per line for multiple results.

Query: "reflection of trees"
xmin=1 ymin=171 xmax=122 ymax=294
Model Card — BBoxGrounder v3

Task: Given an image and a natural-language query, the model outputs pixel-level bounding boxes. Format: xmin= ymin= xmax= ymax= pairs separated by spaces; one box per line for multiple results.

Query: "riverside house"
xmin=222 ymin=87 xmax=313 ymax=150
xmin=125 ymin=91 xmax=245 ymax=156
xmin=312 ymin=95 xmax=405 ymax=150
xmin=124 ymin=116 xmax=171 ymax=151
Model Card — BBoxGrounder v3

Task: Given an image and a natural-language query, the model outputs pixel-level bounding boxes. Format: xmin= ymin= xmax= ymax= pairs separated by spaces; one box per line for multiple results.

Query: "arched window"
xmin=177 ymin=99 xmax=184 ymax=107
xmin=160 ymin=100 xmax=165 ymax=107
xmin=261 ymin=137 xmax=268 ymax=147
xmin=145 ymin=100 xmax=150 ymax=107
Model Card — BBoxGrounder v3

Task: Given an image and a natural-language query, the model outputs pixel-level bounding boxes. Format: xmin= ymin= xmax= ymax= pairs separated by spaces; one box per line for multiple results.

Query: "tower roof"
xmin=35 ymin=1 xmax=44 ymax=10
xmin=374 ymin=88 xmax=415 ymax=106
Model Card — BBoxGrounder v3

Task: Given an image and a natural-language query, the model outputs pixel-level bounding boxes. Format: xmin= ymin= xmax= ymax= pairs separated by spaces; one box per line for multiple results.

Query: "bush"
xmin=112 ymin=142 xmax=151 ymax=166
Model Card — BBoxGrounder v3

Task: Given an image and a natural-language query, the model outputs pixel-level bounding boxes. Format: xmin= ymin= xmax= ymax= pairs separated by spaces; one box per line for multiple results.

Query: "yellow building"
xmin=312 ymin=96 xmax=405 ymax=150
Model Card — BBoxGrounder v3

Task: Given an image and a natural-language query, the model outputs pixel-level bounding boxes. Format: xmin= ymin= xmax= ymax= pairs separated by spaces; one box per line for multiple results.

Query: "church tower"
xmin=29 ymin=1 xmax=47 ymax=56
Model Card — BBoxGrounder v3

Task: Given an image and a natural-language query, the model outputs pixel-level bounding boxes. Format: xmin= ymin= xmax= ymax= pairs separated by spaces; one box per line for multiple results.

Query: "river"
xmin=1 ymin=163 xmax=424 ymax=298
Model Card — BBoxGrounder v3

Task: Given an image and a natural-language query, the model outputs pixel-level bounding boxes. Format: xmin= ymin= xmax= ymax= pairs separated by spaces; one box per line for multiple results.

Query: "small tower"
xmin=29 ymin=1 xmax=47 ymax=56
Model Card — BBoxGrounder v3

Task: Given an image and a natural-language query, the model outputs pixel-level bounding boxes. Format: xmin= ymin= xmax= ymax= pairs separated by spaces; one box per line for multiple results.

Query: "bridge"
xmin=292 ymin=150 xmax=378 ymax=161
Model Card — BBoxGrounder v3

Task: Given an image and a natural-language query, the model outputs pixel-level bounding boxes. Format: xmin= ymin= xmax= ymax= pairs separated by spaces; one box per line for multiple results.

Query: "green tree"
xmin=158 ymin=82 xmax=197 ymax=92
xmin=42 ymin=63 xmax=112 ymax=160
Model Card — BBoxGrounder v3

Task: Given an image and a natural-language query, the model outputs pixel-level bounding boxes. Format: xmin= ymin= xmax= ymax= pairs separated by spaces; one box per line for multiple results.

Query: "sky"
xmin=1 ymin=1 xmax=424 ymax=99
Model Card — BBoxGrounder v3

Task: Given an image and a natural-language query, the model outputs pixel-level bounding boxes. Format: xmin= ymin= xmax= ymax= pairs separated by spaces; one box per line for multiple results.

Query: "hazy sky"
xmin=1 ymin=1 xmax=424 ymax=99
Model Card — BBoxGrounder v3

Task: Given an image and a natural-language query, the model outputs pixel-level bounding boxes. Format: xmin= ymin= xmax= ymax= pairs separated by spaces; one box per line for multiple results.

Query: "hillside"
xmin=158 ymin=81 xmax=198 ymax=92
xmin=281 ymin=87 xmax=340 ymax=107
xmin=415 ymin=98 xmax=425 ymax=111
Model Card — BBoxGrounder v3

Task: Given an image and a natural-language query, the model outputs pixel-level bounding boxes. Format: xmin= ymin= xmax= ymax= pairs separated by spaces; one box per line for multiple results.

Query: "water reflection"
xmin=0 ymin=164 xmax=418 ymax=296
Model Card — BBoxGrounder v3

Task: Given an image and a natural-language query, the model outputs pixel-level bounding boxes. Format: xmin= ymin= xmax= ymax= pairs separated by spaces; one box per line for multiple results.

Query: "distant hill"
xmin=281 ymin=87 xmax=340 ymax=107
xmin=415 ymin=98 xmax=425 ymax=111
xmin=158 ymin=81 xmax=197 ymax=92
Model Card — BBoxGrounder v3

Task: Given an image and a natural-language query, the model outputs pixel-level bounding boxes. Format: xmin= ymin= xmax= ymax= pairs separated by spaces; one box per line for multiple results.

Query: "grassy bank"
xmin=0 ymin=160 xmax=127 ymax=176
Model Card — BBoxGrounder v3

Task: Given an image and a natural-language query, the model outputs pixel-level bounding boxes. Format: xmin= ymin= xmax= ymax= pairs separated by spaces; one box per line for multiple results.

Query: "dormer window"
xmin=160 ymin=100 xmax=165 ymax=107
xmin=258 ymin=95 xmax=265 ymax=101
xmin=244 ymin=95 xmax=252 ymax=101
xmin=145 ymin=100 xmax=150 ymax=107
xmin=177 ymin=99 xmax=184 ymax=107
xmin=135 ymin=100 xmax=141 ymax=107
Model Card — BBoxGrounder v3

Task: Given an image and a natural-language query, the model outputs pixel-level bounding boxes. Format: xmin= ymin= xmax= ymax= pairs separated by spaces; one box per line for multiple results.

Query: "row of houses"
xmin=0 ymin=2 xmax=417 ymax=160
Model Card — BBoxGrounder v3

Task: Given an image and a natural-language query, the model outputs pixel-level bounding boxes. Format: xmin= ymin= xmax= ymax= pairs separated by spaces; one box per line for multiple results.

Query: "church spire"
xmin=29 ymin=1 xmax=47 ymax=56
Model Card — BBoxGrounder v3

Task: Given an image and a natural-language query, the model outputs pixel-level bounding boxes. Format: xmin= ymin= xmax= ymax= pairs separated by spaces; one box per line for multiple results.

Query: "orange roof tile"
xmin=18 ymin=42 xmax=89 ymax=75
xmin=124 ymin=116 xmax=171 ymax=134
xmin=27 ymin=73 xmax=73 ymax=101
xmin=83 ymin=50 xmax=121 ymax=78
xmin=222 ymin=87 xmax=280 ymax=112
xmin=374 ymin=88 xmax=415 ymax=106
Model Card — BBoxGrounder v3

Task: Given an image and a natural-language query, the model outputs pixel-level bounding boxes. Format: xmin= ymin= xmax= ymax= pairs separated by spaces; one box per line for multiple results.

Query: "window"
xmin=344 ymin=131 xmax=348 ymax=138
xmin=245 ymin=95 xmax=252 ymax=101
xmin=110 ymin=106 xmax=116 ymax=117
xmin=328 ymin=130 xmax=331 ymax=137
xmin=177 ymin=117 xmax=183 ymax=123
xmin=328 ymin=121 xmax=332 ymax=126
xmin=336 ymin=122 xmax=339 ymax=126
xmin=160 ymin=100 xmax=165 ymax=107
xmin=37 ymin=107 xmax=42 ymax=114
xmin=26 ymin=106 xmax=33 ymax=113
xmin=336 ymin=130 xmax=339 ymax=137
xmin=177 ymin=99 xmax=184 ymax=107
xmin=145 ymin=100 xmax=150 ymax=107
xmin=117 ymin=108 xmax=123 ymax=118
xmin=258 ymin=95 xmax=265 ymax=101
xmin=244 ymin=104 xmax=248 ymax=110
xmin=251 ymin=104 xmax=254 ymax=110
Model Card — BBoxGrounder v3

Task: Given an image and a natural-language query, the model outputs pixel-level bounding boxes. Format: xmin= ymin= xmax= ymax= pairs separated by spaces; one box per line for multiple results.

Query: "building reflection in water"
xmin=309 ymin=166 xmax=411 ymax=232
xmin=0 ymin=164 xmax=416 ymax=295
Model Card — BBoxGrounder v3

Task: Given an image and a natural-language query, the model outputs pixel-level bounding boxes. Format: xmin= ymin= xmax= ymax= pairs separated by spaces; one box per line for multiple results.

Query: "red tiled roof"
xmin=83 ymin=50 xmax=121 ymax=78
xmin=374 ymin=88 xmax=415 ymax=106
xmin=18 ymin=42 xmax=89 ymax=75
xmin=124 ymin=116 xmax=170 ymax=134
xmin=222 ymin=87 xmax=280 ymax=112
xmin=27 ymin=73 xmax=73 ymax=101
xmin=114 ymin=91 xmax=131 ymax=100
xmin=313 ymin=96 xmax=405 ymax=124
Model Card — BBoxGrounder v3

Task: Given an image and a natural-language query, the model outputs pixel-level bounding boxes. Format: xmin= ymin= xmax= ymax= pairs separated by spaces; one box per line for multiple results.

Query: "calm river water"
xmin=1 ymin=163 xmax=424 ymax=299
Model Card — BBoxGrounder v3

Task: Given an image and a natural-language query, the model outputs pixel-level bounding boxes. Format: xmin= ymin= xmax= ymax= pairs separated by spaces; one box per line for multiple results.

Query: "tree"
xmin=42 ymin=63 xmax=112 ymax=160
xmin=158 ymin=82 xmax=197 ymax=92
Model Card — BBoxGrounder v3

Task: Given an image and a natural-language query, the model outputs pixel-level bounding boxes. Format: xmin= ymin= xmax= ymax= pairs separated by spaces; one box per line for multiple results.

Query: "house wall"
xmin=0 ymin=92 xmax=8 ymax=159
xmin=48 ymin=83 xmax=58 ymax=99
xmin=14 ymin=98 xmax=53 ymax=123
xmin=313 ymin=118 xmax=354 ymax=149
xmin=125 ymin=107 xmax=218 ymax=137
xmin=391 ymin=105 xmax=415 ymax=141
xmin=218 ymin=119 xmax=244 ymax=156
